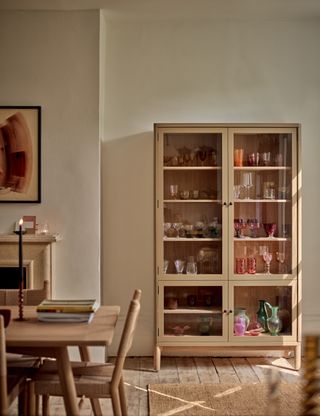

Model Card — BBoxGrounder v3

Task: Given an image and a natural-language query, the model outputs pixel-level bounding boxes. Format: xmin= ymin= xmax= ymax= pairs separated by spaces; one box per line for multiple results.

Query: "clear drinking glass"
xmin=241 ymin=172 xmax=253 ymax=199
xmin=163 ymin=259 xmax=169 ymax=274
xmin=261 ymin=152 xmax=271 ymax=166
xmin=186 ymin=256 xmax=197 ymax=275
xmin=174 ymin=259 xmax=185 ymax=274
xmin=169 ymin=184 xmax=179 ymax=199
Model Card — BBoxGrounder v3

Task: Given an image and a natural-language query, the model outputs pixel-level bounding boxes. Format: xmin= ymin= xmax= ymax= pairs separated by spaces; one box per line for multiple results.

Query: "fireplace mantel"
xmin=0 ymin=233 xmax=62 ymax=243
xmin=0 ymin=233 xmax=62 ymax=295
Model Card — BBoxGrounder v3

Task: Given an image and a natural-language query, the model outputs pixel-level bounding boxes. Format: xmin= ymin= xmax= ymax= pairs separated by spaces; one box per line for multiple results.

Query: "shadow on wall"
xmin=101 ymin=131 xmax=155 ymax=355
xmin=101 ymin=131 xmax=154 ymax=299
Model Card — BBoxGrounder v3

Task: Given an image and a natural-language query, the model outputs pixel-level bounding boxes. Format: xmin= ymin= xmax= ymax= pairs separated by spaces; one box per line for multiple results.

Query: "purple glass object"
xmin=234 ymin=316 xmax=246 ymax=336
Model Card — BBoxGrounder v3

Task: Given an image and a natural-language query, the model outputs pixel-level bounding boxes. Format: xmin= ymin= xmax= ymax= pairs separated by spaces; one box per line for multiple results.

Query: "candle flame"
xmin=19 ymin=218 xmax=23 ymax=226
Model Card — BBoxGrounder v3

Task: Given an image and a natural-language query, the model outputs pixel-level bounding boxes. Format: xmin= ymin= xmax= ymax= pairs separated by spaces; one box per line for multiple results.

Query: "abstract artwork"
xmin=0 ymin=106 xmax=41 ymax=202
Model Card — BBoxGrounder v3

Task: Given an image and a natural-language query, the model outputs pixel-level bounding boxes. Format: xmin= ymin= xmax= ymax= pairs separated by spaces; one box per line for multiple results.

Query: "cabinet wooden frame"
xmin=154 ymin=123 xmax=301 ymax=371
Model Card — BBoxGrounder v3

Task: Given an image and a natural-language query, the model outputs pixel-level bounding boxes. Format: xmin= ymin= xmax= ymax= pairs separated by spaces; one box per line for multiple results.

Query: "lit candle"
xmin=18 ymin=218 xmax=23 ymax=289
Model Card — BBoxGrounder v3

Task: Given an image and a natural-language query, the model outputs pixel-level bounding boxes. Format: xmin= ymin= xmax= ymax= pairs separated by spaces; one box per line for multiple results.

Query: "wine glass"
xmin=247 ymin=219 xmax=260 ymax=238
xmin=190 ymin=148 xmax=197 ymax=166
xmin=262 ymin=251 xmax=273 ymax=274
xmin=264 ymin=223 xmax=277 ymax=238
xmin=234 ymin=218 xmax=246 ymax=238
xmin=198 ymin=147 xmax=207 ymax=166
xmin=241 ymin=172 xmax=253 ymax=199
xmin=233 ymin=185 xmax=241 ymax=200
xmin=276 ymin=252 xmax=286 ymax=273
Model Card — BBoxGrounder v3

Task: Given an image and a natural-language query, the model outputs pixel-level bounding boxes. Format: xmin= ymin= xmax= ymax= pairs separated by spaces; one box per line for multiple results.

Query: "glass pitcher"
xmin=267 ymin=305 xmax=282 ymax=336
xmin=257 ymin=300 xmax=282 ymax=334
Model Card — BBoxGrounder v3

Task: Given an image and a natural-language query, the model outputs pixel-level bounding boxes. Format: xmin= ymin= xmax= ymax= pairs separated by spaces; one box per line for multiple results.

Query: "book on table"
xmin=36 ymin=299 xmax=99 ymax=322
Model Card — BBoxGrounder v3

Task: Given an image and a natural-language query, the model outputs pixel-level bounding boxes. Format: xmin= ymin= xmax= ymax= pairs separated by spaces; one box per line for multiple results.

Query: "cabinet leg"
xmin=154 ymin=345 xmax=161 ymax=371
xmin=294 ymin=344 xmax=301 ymax=370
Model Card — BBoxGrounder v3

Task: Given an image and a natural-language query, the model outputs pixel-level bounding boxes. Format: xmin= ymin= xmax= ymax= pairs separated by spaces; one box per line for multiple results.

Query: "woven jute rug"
xmin=148 ymin=383 xmax=304 ymax=416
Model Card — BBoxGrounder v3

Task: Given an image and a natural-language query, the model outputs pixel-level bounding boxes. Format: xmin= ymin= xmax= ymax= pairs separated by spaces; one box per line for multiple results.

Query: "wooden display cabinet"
xmin=154 ymin=123 xmax=301 ymax=371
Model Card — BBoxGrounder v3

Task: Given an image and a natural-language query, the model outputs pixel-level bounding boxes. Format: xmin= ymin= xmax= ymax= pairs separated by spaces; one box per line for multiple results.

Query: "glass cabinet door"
xmin=158 ymin=282 xmax=228 ymax=341
xmin=156 ymin=128 xmax=227 ymax=279
xmin=229 ymin=281 xmax=297 ymax=341
xmin=229 ymin=129 xmax=297 ymax=279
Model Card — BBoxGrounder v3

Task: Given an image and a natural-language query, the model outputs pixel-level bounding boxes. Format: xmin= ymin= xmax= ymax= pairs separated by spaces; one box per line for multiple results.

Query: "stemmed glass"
xmin=234 ymin=218 xmax=246 ymax=238
xmin=260 ymin=246 xmax=272 ymax=274
xmin=198 ymin=147 xmax=207 ymax=166
xmin=241 ymin=172 xmax=253 ymax=199
xmin=264 ymin=223 xmax=277 ymax=238
xmin=247 ymin=219 xmax=260 ymax=238
xmin=276 ymin=252 xmax=286 ymax=273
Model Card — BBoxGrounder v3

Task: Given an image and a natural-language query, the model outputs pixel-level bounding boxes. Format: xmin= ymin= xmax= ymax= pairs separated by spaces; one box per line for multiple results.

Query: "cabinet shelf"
xmin=234 ymin=199 xmax=290 ymax=203
xmin=234 ymin=166 xmax=291 ymax=171
xmin=233 ymin=237 xmax=290 ymax=242
xmin=164 ymin=308 xmax=221 ymax=314
xmin=164 ymin=199 xmax=222 ymax=203
xmin=163 ymin=237 xmax=222 ymax=242
xmin=163 ymin=166 xmax=222 ymax=171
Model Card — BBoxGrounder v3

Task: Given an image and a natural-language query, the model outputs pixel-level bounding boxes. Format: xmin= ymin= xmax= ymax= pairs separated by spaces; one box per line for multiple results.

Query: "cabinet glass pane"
xmin=163 ymin=286 xmax=223 ymax=336
xmin=234 ymin=286 xmax=292 ymax=336
xmin=163 ymin=132 xmax=223 ymax=275
xmin=233 ymin=133 xmax=293 ymax=276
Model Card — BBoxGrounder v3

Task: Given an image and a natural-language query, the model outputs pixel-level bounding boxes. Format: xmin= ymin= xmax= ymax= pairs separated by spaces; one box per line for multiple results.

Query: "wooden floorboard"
xmin=8 ymin=356 xmax=304 ymax=415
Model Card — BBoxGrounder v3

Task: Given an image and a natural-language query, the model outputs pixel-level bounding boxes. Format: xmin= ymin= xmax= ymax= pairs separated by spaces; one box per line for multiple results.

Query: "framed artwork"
xmin=0 ymin=106 xmax=41 ymax=203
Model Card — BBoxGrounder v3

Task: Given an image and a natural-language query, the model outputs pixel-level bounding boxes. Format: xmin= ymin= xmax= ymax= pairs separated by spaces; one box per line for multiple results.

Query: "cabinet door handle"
xmin=229 ymin=202 xmax=233 ymax=206
xmin=223 ymin=202 xmax=227 ymax=206
xmin=223 ymin=309 xmax=228 ymax=314
xmin=229 ymin=310 xmax=233 ymax=314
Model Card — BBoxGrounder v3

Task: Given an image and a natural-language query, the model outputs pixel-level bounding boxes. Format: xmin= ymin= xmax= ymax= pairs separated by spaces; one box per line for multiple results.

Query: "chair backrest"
xmin=112 ymin=289 xmax=141 ymax=387
xmin=0 ymin=280 xmax=50 ymax=306
xmin=0 ymin=315 xmax=8 ymax=415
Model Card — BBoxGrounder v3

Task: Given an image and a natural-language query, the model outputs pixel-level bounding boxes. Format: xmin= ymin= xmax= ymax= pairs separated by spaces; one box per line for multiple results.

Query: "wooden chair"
xmin=0 ymin=315 xmax=30 ymax=416
xmin=0 ymin=280 xmax=50 ymax=414
xmin=31 ymin=289 xmax=142 ymax=416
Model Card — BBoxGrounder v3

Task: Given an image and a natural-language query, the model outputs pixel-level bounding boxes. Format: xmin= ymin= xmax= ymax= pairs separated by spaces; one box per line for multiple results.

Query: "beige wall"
xmin=0 ymin=10 xmax=101 ymax=300
xmin=102 ymin=17 xmax=320 ymax=355
xmin=1 ymin=9 xmax=319 ymax=357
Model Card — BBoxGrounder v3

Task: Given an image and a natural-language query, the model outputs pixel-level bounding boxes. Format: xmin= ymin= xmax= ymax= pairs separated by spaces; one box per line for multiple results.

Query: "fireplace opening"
xmin=0 ymin=267 xmax=27 ymax=289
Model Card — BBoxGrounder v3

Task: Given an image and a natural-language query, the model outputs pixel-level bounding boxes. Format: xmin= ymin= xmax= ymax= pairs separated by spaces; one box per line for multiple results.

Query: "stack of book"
xmin=36 ymin=299 xmax=99 ymax=323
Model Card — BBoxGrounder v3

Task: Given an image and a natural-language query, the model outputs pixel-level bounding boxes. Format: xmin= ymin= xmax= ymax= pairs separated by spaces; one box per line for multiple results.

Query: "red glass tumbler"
xmin=247 ymin=257 xmax=257 ymax=274
xmin=236 ymin=258 xmax=246 ymax=274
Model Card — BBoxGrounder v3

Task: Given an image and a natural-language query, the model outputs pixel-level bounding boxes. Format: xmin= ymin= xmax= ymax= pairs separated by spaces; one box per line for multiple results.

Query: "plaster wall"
xmin=0 ymin=10 xmax=101 ymax=300
xmin=102 ymin=17 xmax=320 ymax=355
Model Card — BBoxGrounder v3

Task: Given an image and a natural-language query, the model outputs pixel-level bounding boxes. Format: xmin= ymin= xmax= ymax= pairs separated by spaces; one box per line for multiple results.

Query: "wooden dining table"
xmin=5 ymin=305 xmax=120 ymax=416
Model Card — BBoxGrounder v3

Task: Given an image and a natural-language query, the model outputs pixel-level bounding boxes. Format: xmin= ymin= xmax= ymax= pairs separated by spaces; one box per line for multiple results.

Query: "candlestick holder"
xmin=16 ymin=282 xmax=25 ymax=321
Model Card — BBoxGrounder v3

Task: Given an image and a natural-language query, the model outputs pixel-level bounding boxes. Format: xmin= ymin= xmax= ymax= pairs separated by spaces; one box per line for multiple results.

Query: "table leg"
xmin=55 ymin=347 xmax=79 ymax=416
xmin=79 ymin=346 xmax=103 ymax=416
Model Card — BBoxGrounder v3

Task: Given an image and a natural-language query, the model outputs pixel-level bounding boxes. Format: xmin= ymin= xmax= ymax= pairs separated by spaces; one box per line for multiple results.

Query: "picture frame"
xmin=0 ymin=106 xmax=41 ymax=203
xmin=22 ymin=215 xmax=37 ymax=234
